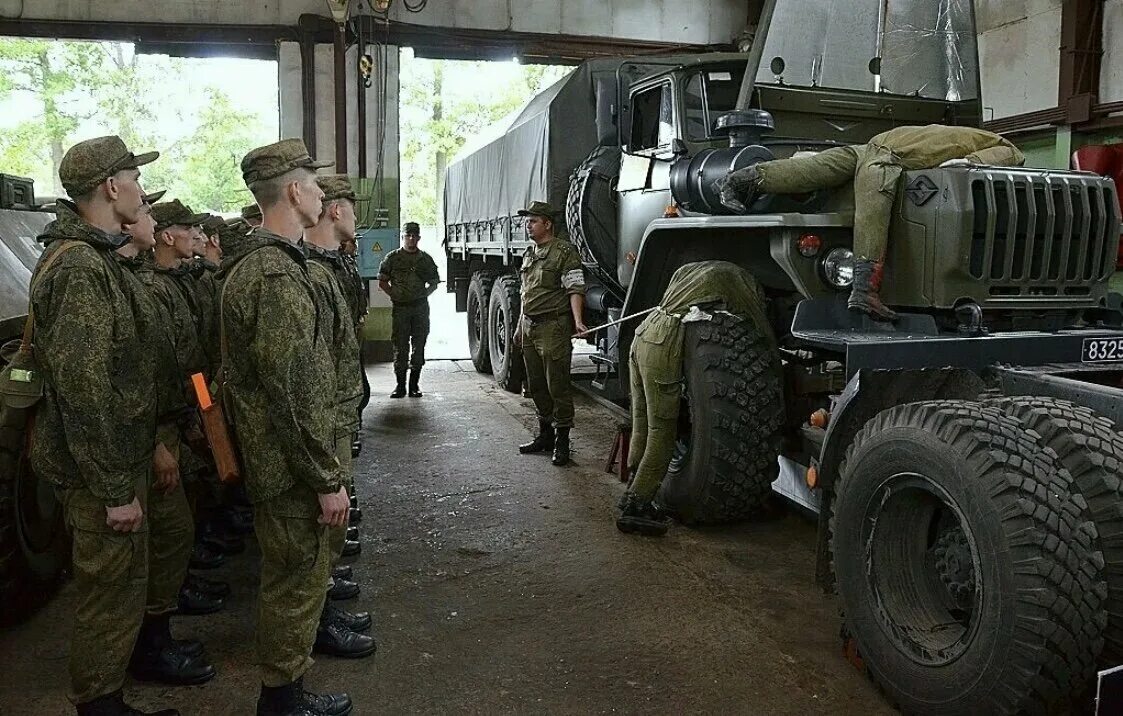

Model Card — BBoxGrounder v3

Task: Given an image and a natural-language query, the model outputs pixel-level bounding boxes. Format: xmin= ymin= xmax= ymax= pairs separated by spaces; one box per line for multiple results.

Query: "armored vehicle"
xmin=0 ymin=177 xmax=64 ymax=622
xmin=446 ymin=1 xmax=1123 ymax=712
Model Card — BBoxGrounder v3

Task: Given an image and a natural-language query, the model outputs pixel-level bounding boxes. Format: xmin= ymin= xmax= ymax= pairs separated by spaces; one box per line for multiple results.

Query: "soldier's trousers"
xmin=328 ymin=437 xmax=354 ymax=574
xmin=627 ymin=319 xmax=684 ymax=500
xmin=521 ymin=312 xmax=575 ymax=429
xmin=145 ymin=480 xmax=194 ymax=615
xmin=59 ymin=476 xmax=149 ymax=705
xmin=391 ymin=301 xmax=430 ymax=372
xmin=756 ymin=144 xmax=899 ymax=261
xmin=255 ymin=487 xmax=332 ymax=687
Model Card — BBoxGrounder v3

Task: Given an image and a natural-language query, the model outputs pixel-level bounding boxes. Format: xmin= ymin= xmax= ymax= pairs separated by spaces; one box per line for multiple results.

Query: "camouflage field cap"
xmin=59 ymin=135 xmax=160 ymax=198
xmin=201 ymin=214 xmax=226 ymax=233
xmin=517 ymin=201 xmax=557 ymax=219
xmin=142 ymin=189 xmax=167 ymax=205
xmin=151 ymin=199 xmax=211 ymax=232
xmin=240 ymin=203 xmax=263 ymax=221
xmin=403 ymin=221 xmax=421 ymax=236
xmin=317 ymin=174 xmax=370 ymax=203
xmin=219 ymin=217 xmax=251 ymax=241
xmin=241 ymin=138 xmax=332 ymax=186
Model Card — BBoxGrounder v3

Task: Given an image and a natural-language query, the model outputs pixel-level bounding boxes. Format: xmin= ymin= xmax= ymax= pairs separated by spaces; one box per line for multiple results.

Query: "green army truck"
xmin=0 ymin=176 xmax=66 ymax=622
xmin=445 ymin=0 xmax=1123 ymax=712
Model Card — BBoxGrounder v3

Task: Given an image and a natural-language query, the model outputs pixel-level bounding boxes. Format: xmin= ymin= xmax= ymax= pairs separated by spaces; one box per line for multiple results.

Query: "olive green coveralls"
xmin=753 ymin=125 xmax=1025 ymax=261
xmin=628 ymin=261 xmax=774 ymax=500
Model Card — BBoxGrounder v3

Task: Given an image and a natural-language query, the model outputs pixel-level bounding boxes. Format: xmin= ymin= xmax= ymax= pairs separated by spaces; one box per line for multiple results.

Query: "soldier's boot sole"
xmin=615 ymin=515 xmax=669 ymax=537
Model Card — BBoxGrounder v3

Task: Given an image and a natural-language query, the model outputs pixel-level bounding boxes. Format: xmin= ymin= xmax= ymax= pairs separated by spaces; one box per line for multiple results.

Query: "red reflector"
xmin=797 ymin=233 xmax=822 ymax=257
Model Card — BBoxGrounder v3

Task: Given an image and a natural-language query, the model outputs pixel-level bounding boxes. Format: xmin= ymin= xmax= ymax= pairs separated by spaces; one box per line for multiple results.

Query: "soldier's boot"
xmin=328 ymin=575 xmax=360 ymax=601
xmin=848 ymin=259 xmax=898 ymax=322
xmin=322 ymin=601 xmax=373 ymax=633
xmin=714 ymin=164 xmax=762 ymax=214
xmin=177 ymin=581 xmax=225 ymax=616
xmin=313 ymin=619 xmax=377 ymax=659
xmin=615 ymin=492 xmax=669 ymax=537
xmin=341 ymin=539 xmax=361 ymax=557
xmin=184 ymin=572 xmax=230 ymax=598
xmin=188 ymin=540 xmax=225 ymax=570
xmin=332 ymin=564 xmax=353 ymax=580
xmin=198 ymin=519 xmax=246 ymax=555
xmin=128 ymin=614 xmax=216 ymax=686
xmin=75 ymin=690 xmax=180 ymax=716
xmin=349 ymin=506 xmax=362 ymax=524
xmin=518 ymin=420 xmax=555 ymax=454
xmin=256 ymin=677 xmax=352 ymax=716
xmin=552 ymin=427 xmax=571 ymax=467
xmin=346 ymin=526 xmax=359 ymax=541
xmin=408 ymin=368 xmax=423 ymax=397
xmin=390 ymin=369 xmax=407 ymax=399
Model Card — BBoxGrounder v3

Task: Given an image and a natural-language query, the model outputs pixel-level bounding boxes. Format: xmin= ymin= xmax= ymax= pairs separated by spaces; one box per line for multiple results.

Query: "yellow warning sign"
xmin=371 ymin=242 xmax=383 ymax=252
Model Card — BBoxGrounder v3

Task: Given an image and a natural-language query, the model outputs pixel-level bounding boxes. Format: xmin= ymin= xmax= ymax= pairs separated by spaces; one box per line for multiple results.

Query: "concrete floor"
xmin=0 ymin=362 xmax=891 ymax=715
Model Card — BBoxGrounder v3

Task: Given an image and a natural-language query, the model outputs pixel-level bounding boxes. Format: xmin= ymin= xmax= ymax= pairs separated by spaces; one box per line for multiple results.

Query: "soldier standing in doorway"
xmin=377 ymin=221 xmax=440 ymax=398
xmin=513 ymin=201 xmax=588 ymax=467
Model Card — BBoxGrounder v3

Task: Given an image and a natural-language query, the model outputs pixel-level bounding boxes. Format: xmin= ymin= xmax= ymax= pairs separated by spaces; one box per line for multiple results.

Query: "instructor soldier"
xmin=513 ymin=201 xmax=587 ymax=467
xmin=377 ymin=221 xmax=440 ymax=398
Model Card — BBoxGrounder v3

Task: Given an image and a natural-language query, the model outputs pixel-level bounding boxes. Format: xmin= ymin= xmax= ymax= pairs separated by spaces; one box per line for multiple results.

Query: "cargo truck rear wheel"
xmin=488 ymin=275 xmax=524 ymax=394
xmin=832 ymin=400 xmax=1105 ymax=715
xmin=658 ymin=310 xmax=783 ymax=523
xmin=467 ymin=272 xmax=494 ymax=374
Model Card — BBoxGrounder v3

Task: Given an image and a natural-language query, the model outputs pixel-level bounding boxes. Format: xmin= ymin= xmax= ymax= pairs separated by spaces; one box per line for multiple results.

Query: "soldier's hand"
xmin=318 ymin=486 xmax=350 ymax=527
xmin=106 ymin=498 xmax=144 ymax=533
xmin=715 ymin=177 xmax=748 ymax=214
xmin=513 ymin=328 xmax=523 ymax=348
xmin=153 ymin=442 xmax=180 ymax=495
xmin=573 ymin=321 xmax=590 ymax=337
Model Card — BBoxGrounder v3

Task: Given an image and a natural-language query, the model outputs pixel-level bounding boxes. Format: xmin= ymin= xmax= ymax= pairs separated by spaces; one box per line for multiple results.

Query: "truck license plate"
xmin=1081 ymin=337 xmax=1123 ymax=363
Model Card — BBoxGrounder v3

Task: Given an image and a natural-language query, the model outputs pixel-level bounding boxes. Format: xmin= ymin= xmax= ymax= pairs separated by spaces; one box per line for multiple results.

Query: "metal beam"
xmin=0 ymin=18 xmax=290 ymax=58
xmin=298 ymin=17 xmax=317 ymax=154
xmin=1058 ymin=0 xmax=1103 ymax=124
xmin=333 ymin=22 xmax=348 ymax=173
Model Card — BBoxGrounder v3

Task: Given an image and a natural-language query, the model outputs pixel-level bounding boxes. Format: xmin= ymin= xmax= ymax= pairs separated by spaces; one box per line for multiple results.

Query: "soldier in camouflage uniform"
xmin=117 ymin=194 xmax=220 ymax=684
xmin=303 ymin=175 xmax=376 ymax=657
xmin=377 ymin=222 xmax=440 ymax=398
xmin=219 ymin=139 xmax=354 ymax=716
xmin=514 ymin=201 xmax=587 ymax=467
xmin=242 ymin=202 xmax=264 ymax=227
xmin=339 ymin=234 xmax=369 ymax=460
xmin=717 ymin=124 xmax=1024 ymax=321
xmin=28 ymin=136 xmax=181 ymax=715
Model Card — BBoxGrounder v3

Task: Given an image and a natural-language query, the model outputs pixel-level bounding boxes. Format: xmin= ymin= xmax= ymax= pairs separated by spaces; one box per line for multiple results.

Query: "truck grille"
xmin=968 ymin=173 xmax=1120 ymax=296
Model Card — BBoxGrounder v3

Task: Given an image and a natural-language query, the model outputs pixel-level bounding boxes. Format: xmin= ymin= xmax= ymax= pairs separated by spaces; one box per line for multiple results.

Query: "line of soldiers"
xmin=29 ymin=135 xmax=373 ymax=716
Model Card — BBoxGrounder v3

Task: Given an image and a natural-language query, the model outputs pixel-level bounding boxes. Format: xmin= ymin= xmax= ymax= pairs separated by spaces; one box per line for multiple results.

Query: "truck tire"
xmin=0 ymin=430 xmax=67 ymax=624
xmin=988 ymin=396 xmax=1123 ymax=665
xmin=657 ymin=310 xmax=783 ymax=523
xmin=567 ymin=147 xmax=622 ymax=293
xmin=467 ymin=272 xmax=494 ymax=374
xmin=832 ymin=400 xmax=1106 ymax=715
xmin=487 ymin=275 xmax=524 ymax=394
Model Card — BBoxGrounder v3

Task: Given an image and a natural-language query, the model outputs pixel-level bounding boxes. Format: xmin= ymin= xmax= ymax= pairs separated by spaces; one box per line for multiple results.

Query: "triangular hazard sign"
xmin=371 ymin=241 xmax=382 ymax=252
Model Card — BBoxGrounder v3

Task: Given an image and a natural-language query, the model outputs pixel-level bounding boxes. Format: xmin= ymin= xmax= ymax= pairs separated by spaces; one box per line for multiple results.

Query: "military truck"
xmin=0 ymin=176 xmax=65 ymax=622
xmin=445 ymin=1 xmax=1123 ymax=712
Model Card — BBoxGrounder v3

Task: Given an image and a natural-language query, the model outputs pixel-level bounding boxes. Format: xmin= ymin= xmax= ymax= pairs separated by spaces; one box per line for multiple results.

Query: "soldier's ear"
xmin=159 ymin=229 xmax=175 ymax=247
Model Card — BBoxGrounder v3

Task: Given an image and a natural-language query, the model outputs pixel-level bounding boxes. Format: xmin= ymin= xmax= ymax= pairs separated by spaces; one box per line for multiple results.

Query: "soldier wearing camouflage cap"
xmin=377 ymin=220 xmax=440 ymax=398
xmin=513 ymin=201 xmax=587 ymax=467
xmin=241 ymin=202 xmax=263 ymax=227
xmin=216 ymin=139 xmax=355 ymax=715
xmin=28 ymin=136 xmax=191 ymax=714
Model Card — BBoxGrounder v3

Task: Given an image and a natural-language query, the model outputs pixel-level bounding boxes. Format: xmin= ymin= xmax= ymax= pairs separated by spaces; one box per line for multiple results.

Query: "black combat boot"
xmin=198 ymin=519 xmax=246 ymax=555
xmin=328 ymin=575 xmax=360 ymax=601
xmin=322 ymin=601 xmax=373 ymax=633
xmin=184 ymin=572 xmax=230 ymax=598
xmin=616 ymin=492 xmax=669 ymax=536
xmin=188 ymin=540 xmax=225 ymax=570
xmin=257 ymin=677 xmax=352 ymax=716
xmin=408 ymin=368 xmax=423 ymax=397
xmin=848 ymin=259 xmax=898 ymax=322
xmin=348 ymin=506 xmax=362 ymax=524
xmin=314 ymin=620 xmax=377 ymax=659
xmin=341 ymin=540 xmax=361 ymax=557
xmin=128 ymin=614 xmax=216 ymax=686
xmin=518 ymin=420 xmax=555 ymax=454
xmin=552 ymin=427 xmax=571 ymax=466
xmin=75 ymin=690 xmax=180 ymax=716
xmin=177 ymin=582 xmax=225 ymax=616
xmin=332 ymin=564 xmax=353 ymax=580
xmin=715 ymin=164 xmax=762 ymax=214
xmin=346 ymin=526 xmax=359 ymax=541
xmin=390 ymin=369 xmax=407 ymax=398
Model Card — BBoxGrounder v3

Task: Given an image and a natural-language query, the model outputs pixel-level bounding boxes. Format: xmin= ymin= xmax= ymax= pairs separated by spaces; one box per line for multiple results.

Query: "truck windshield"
xmin=683 ymin=68 xmax=747 ymax=140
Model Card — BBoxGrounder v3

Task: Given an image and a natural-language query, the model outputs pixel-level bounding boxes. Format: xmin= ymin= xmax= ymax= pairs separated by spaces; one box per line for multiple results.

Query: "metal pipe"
xmin=573 ymin=307 xmax=658 ymax=338
xmin=736 ymin=0 xmax=777 ymax=109
xmin=356 ymin=31 xmax=368 ymax=178
xmin=333 ymin=22 xmax=349 ymax=173
xmin=299 ymin=27 xmax=317 ymax=154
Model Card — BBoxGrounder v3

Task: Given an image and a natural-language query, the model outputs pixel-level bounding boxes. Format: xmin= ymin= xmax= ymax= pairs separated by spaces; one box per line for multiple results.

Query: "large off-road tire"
xmin=0 ymin=427 xmax=68 ymax=624
xmin=989 ymin=396 xmax=1123 ymax=664
xmin=467 ymin=272 xmax=494 ymax=374
xmin=567 ymin=146 xmax=622 ymax=293
xmin=832 ymin=400 xmax=1106 ymax=715
xmin=657 ymin=310 xmax=784 ymax=523
xmin=487 ymin=275 xmax=524 ymax=394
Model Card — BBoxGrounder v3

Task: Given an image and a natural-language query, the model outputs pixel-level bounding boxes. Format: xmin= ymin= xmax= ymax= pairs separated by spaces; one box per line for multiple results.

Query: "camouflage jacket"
xmin=377 ymin=248 xmax=440 ymax=305
xmin=307 ymin=245 xmax=363 ymax=439
xmin=216 ymin=227 xmax=340 ymax=503
xmin=152 ymin=263 xmax=208 ymax=381
xmin=29 ymin=202 xmax=158 ymax=506
xmin=339 ymin=252 xmax=368 ymax=327
xmin=186 ymin=258 xmax=220 ymax=378
xmin=518 ymin=237 xmax=585 ymax=317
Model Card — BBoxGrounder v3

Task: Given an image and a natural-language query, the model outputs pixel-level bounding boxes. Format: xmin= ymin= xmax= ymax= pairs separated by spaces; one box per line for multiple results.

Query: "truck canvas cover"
xmin=0 ymin=208 xmax=50 ymax=337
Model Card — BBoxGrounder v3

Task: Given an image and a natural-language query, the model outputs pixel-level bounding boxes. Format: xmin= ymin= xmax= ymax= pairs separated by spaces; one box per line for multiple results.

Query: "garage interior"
xmin=1 ymin=0 xmax=1122 ymax=714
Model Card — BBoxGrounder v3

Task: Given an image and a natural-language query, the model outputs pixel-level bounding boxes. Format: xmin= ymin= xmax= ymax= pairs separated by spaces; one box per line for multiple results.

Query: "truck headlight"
xmin=821 ymin=248 xmax=855 ymax=289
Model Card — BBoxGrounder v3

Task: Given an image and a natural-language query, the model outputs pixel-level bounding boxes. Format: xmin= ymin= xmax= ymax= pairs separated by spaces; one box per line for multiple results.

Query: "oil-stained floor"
xmin=0 ymin=362 xmax=891 ymax=715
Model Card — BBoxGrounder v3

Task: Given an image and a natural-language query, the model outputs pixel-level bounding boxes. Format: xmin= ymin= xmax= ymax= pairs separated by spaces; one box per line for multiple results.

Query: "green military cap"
xmin=58 ymin=135 xmax=159 ymax=198
xmin=201 ymin=214 xmax=226 ymax=232
xmin=517 ymin=200 xmax=557 ymax=219
xmin=317 ymin=174 xmax=369 ymax=203
xmin=142 ymin=189 xmax=167 ymax=205
xmin=241 ymin=138 xmax=332 ymax=186
xmin=240 ymin=203 xmax=263 ymax=221
xmin=151 ymin=199 xmax=210 ymax=232
xmin=403 ymin=221 xmax=420 ymax=235
xmin=219 ymin=217 xmax=251 ymax=241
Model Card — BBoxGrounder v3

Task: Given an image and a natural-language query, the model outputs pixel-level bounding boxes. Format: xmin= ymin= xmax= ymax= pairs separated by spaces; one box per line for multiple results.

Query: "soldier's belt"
xmin=524 ymin=310 xmax=571 ymax=325
xmin=391 ymin=297 xmax=429 ymax=307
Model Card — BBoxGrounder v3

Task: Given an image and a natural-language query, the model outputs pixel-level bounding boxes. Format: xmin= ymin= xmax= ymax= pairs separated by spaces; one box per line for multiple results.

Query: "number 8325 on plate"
xmin=1082 ymin=337 xmax=1123 ymax=363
